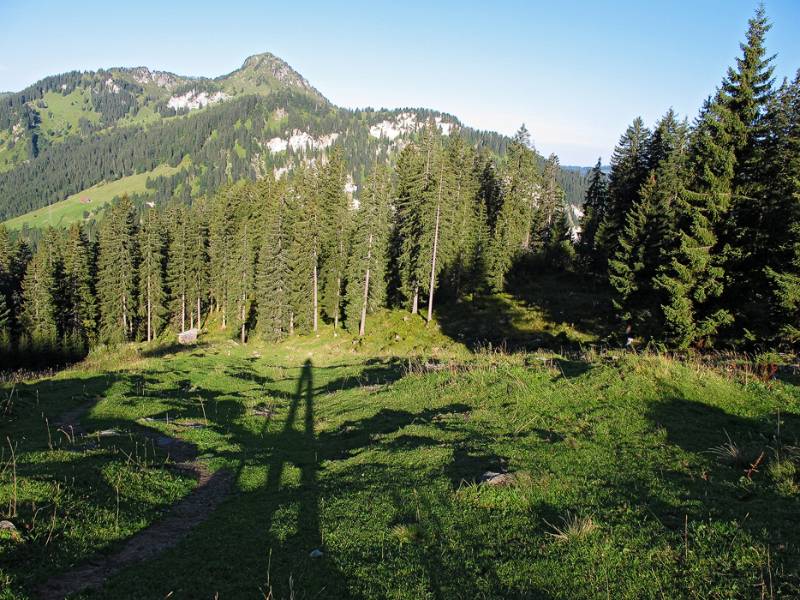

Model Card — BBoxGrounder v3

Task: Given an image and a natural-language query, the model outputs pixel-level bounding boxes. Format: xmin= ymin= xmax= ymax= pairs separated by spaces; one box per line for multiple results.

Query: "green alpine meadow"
xmin=1 ymin=2 xmax=800 ymax=598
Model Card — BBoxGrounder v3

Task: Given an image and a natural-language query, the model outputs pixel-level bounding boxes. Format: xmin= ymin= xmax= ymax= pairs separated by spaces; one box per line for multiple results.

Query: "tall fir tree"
xmin=595 ymin=117 xmax=652 ymax=270
xmin=286 ymin=168 xmax=317 ymax=333
xmin=765 ymin=72 xmax=800 ymax=341
xmin=20 ymin=229 xmax=61 ymax=353
xmin=138 ymin=208 xmax=167 ymax=342
xmin=97 ymin=196 xmax=139 ymax=343
xmin=345 ymin=165 xmax=392 ymax=336
xmin=188 ymin=199 xmax=210 ymax=330
xmin=577 ymin=159 xmax=609 ymax=273
xmin=61 ymin=224 xmax=96 ymax=351
xmin=719 ymin=6 xmax=778 ymax=338
xmin=167 ymin=204 xmax=191 ymax=331
xmin=608 ymin=111 xmax=688 ymax=336
xmin=488 ymin=125 xmax=539 ymax=291
xmin=318 ymin=147 xmax=350 ymax=332
xmin=256 ymin=179 xmax=291 ymax=340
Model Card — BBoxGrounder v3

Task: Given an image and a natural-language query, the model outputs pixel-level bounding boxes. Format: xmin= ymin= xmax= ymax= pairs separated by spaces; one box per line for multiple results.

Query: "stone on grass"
xmin=0 ymin=520 xmax=20 ymax=541
xmin=478 ymin=471 xmax=517 ymax=486
xmin=178 ymin=328 xmax=199 ymax=345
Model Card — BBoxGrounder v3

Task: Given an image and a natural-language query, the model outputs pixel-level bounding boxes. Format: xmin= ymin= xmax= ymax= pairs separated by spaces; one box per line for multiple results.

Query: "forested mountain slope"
xmin=0 ymin=53 xmax=588 ymax=230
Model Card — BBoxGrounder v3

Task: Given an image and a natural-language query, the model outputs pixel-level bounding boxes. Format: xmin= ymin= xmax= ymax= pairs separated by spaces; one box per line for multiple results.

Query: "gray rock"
xmin=478 ymin=471 xmax=516 ymax=486
xmin=178 ymin=328 xmax=199 ymax=345
xmin=309 ymin=548 xmax=324 ymax=558
xmin=0 ymin=520 xmax=17 ymax=533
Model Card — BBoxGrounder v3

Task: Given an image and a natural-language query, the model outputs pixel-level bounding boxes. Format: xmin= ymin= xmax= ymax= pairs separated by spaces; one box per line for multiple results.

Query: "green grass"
xmin=37 ymin=90 xmax=100 ymax=142
xmin=0 ymin=130 xmax=28 ymax=173
xmin=1 ymin=298 xmax=799 ymax=598
xmin=3 ymin=159 xmax=189 ymax=231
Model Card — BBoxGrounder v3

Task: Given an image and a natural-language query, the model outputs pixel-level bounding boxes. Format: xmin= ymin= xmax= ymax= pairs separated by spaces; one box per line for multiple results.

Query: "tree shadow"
xmin=641 ymin=396 xmax=800 ymax=553
xmin=139 ymin=340 xmax=209 ymax=359
xmin=435 ymin=271 xmax=613 ymax=352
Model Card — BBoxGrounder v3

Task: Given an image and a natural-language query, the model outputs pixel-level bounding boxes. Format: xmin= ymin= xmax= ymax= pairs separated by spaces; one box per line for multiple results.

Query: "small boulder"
xmin=0 ymin=520 xmax=20 ymax=541
xmin=478 ymin=471 xmax=517 ymax=486
xmin=309 ymin=548 xmax=324 ymax=558
xmin=178 ymin=328 xmax=199 ymax=345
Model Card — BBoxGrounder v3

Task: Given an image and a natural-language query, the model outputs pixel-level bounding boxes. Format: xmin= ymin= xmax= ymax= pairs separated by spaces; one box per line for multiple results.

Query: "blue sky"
xmin=2 ymin=0 xmax=799 ymax=165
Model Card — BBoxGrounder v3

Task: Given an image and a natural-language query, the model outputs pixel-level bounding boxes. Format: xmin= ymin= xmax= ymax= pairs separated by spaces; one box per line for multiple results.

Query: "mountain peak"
xmin=225 ymin=52 xmax=327 ymax=103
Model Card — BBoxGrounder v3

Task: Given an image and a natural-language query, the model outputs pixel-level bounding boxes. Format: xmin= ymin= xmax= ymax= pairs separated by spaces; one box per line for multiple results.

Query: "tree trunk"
xmin=222 ymin=293 xmax=226 ymax=329
xmin=427 ymin=202 xmax=441 ymax=325
xmin=197 ymin=297 xmax=202 ymax=329
xmin=359 ymin=233 xmax=373 ymax=337
xmin=411 ymin=284 xmax=419 ymax=314
xmin=240 ymin=297 xmax=246 ymax=343
xmin=181 ymin=293 xmax=186 ymax=332
xmin=427 ymin=164 xmax=445 ymax=325
xmin=334 ymin=276 xmax=341 ymax=334
xmin=147 ymin=273 xmax=152 ymax=342
xmin=312 ymin=252 xmax=319 ymax=333
xmin=289 ymin=310 xmax=294 ymax=335
xmin=122 ymin=294 xmax=128 ymax=339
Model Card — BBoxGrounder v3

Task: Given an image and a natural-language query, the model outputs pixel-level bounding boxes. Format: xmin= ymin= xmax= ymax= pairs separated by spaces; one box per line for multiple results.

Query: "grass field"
xmin=1 ymin=284 xmax=799 ymax=599
xmin=3 ymin=160 xmax=189 ymax=231
xmin=37 ymin=91 xmax=101 ymax=143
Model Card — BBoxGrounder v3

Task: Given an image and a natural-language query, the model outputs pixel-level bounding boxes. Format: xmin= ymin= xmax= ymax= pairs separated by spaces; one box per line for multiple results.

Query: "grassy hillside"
xmin=1 ymin=295 xmax=798 ymax=598
xmin=3 ymin=159 xmax=189 ymax=231
xmin=37 ymin=90 xmax=101 ymax=142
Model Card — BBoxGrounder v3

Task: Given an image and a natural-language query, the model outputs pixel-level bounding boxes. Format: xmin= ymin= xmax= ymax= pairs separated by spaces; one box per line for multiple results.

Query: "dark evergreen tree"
xmin=577 ymin=159 xmax=609 ymax=273
xmin=345 ymin=165 xmax=392 ymax=336
xmin=20 ymin=229 xmax=61 ymax=352
xmin=138 ymin=209 xmax=167 ymax=342
xmin=61 ymin=224 xmax=96 ymax=351
xmin=488 ymin=125 xmax=539 ymax=291
xmin=256 ymin=179 xmax=291 ymax=340
xmin=97 ymin=196 xmax=139 ymax=343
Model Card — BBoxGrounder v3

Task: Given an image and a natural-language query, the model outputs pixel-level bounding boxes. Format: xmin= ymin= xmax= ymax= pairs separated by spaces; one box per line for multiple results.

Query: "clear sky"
xmin=2 ymin=0 xmax=799 ymax=165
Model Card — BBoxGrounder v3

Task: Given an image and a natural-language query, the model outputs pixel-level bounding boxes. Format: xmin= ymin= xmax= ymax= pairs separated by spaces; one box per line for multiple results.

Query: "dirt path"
xmin=36 ymin=404 xmax=234 ymax=600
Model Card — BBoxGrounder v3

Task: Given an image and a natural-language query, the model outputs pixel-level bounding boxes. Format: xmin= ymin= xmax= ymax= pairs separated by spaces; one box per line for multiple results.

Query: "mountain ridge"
xmin=0 ymin=52 xmax=590 ymax=234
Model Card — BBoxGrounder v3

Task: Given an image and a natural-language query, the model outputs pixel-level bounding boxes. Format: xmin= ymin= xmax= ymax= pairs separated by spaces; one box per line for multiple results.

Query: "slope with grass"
xmin=2 ymin=159 xmax=189 ymax=231
xmin=1 ymin=304 xmax=799 ymax=599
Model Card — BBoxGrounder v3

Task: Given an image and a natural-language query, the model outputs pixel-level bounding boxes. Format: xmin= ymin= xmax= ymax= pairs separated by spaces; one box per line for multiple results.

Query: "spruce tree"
xmin=286 ymin=168 xmax=316 ymax=333
xmin=609 ymin=111 xmax=688 ymax=336
xmin=441 ymin=135 xmax=481 ymax=298
xmin=167 ymin=204 xmax=190 ymax=331
xmin=256 ymin=179 xmax=291 ymax=340
xmin=97 ymin=196 xmax=139 ymax=343
xmin=488 ymin=125 xmax=539 ymax=291
xmin=138 ymin=208 xmax=167 ymax=342
xmin=719 ymin=6 xmax=777 ymax=337
xmin=0 ymin=226 xmax=13 ymax=351
xmin=765 ymin=72 xmax=800 ymax=341
xmin=345 ymin=165 xmax=392 ymax=336
xmin=20 ymin=229 xmax=61 ymax=353
xmin=188 ymin=200 xmax=210 ymax=330
xmin=61 ymin=224 xmax=96 ymax=350
xmin=595 ymin=118 xmax=652 ymax=269
xmin=577 ymin=159 xmax=609 ymax=273
xmin=230 ymin=184 xmax=257 ymax=343
xmin=208 ymin=187 xmax=240 ymax=330
xmin=318 ymin=148 xmax=350 ymax=332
